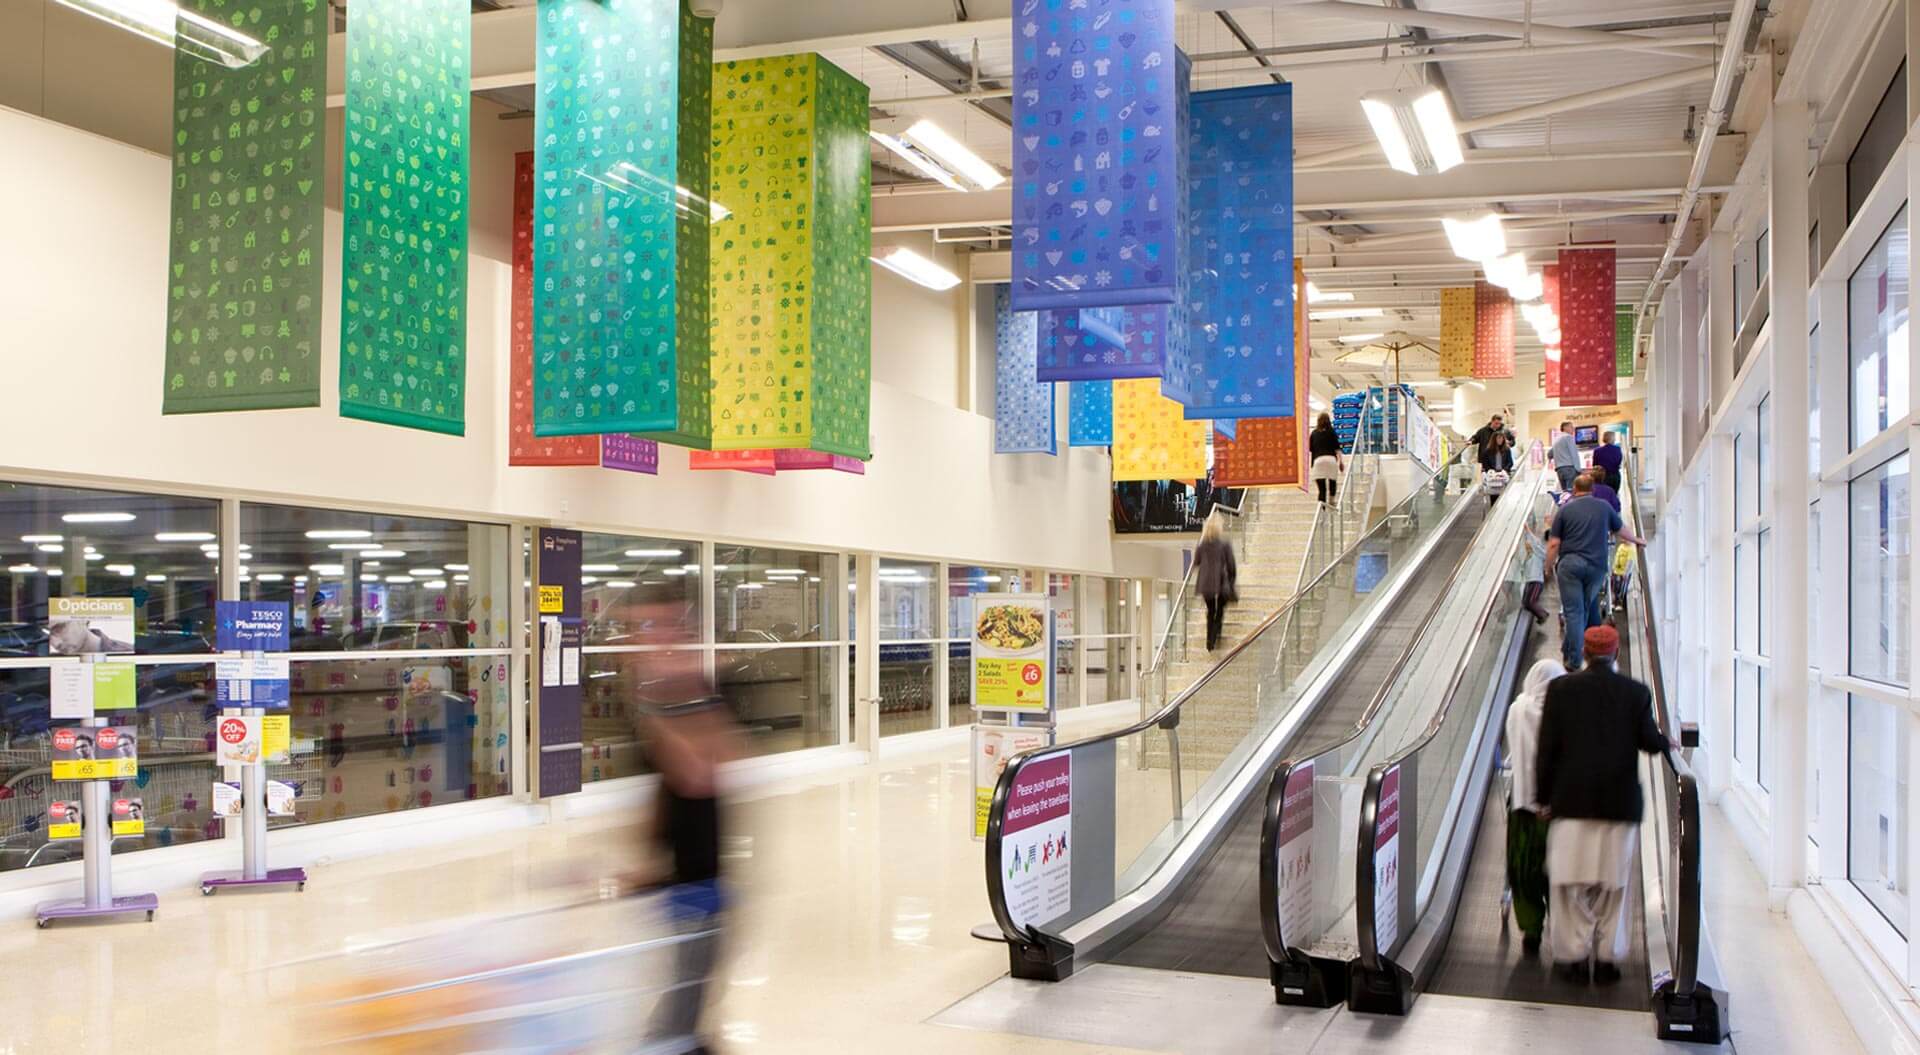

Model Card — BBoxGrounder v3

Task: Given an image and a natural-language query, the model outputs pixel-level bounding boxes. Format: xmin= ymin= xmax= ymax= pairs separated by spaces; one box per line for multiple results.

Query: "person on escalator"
xmin=1195 ymin=511 xmax=1238 ymax=652
xmin=1545 ymin=475 xmax=1646 ymax=671
xmin=1550 ymin=421 xmax=1582 ymax=493
xmin=1521 ymin=520 xmax=1551 ymax=624
xmin=1479 ymin=432 xmax=1515 ymax=505
xmin=1308 ymin=413 xmax=1344 ymax=506
xmin=1534 ymin=626 xmax=1671 ymax=984
xmin=1505 ymin=657 xmax=1566 ymax=957
xmin=1592 ymin=431 xmax=1626 ymax=491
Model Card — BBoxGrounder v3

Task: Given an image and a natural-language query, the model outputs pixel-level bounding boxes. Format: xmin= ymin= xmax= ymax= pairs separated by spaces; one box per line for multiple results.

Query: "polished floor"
xmin=0 ymin=720 xmax=1866 ymax=1053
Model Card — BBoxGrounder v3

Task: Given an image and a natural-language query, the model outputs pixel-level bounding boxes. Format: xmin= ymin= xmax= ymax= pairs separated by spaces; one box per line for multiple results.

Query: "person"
xmin=1592 ymin=431 xmax=1625 ymax=492
xmin=1505 ymin=657 xmax=1566 ymax=956
xmin=1194 ymin=511 xmax=1238 ymax=651
xmin=1545 ymin=474 xmax=1646 ymax=670
xmin=1534 ymin=626 xmax=1671 ymax=983
xmin=1308 ymin=412 xmax=1344 ymax=506
xmin=1521 ymin=518 xmax=1551 ymax=624
xmin=1470 ymin=414 xmax=1515 ymax=452
xmin=1479 ymin=432 xmax=1515 ymax=505
xmin=1585 ymin=468 xmax=1621 ymax=514
xmin=1550 ymin=421 xmax=1581 ymax=493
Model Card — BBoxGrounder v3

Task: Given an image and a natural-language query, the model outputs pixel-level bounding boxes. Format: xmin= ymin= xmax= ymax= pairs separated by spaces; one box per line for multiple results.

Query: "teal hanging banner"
xmin=163 ymin=0 xmax=328 ymax=414
xmin=532 ymin=0 xmax=682 ymax=438
xmin=339 ymin=0 xmax=471 ymax=435
xmin=643 ymin=1 xmax=717 ymax=449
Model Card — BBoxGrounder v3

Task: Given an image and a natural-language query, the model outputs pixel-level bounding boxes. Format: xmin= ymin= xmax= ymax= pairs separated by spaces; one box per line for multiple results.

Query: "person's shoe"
xmin=1554 ymin=960 xmax=1591 ymax=984
xmin=1593 ymin=961 xmax=1622 ymax=985
xmin=1521 ymin=933 xmax=1542 ymax=957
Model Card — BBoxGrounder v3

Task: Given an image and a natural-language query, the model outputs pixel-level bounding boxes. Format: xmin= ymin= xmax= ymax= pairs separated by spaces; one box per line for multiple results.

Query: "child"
xmin=1521 ymin=519 xmax=1550 ymax=624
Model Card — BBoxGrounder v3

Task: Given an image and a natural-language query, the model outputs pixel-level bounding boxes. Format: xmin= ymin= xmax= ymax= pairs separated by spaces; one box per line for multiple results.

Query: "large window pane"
xmin=715 ymin=546 xmax=832 ymax=643
xmin=1850 ymin=454 xmax=1911 ymax=685
xmin=1849 ymin=209 xmax=1910 ymax=448
xmin=1848 ymin=62 xmax=1907 ymax=221
xmin=1735 ymin=660 xmax=1758 ymax=778
xmin=1758 ymin=528 xmax=1771 ymax=658
xmin=1849 ymin=693 xmax=1909 ymax=934
xmin=719 ymin=644 xmax=839 ymax=754
xmin=580 ymin=533 xmax=700 ymax=646
xmin=877 ymin=559 xmax=935 ymax=642
xmin=1735 ymin=541 xmax=1756 ymax=654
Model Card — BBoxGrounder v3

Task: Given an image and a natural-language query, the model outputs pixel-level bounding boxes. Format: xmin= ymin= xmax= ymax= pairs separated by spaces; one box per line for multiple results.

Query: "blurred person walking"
xmin=1550 ymin=421 xmax=1581 ymax=493
xmin=1545 ymin=475 xmax=1645 ymax=670
xmin=1592 ymin=431 xmax=1626 ymax=492
xmin=1308 ymin=413 xmax=1344 ymax=506
xmin=1195 ymin=511 xmax=1238 ymax=652
xmin=1534 ymin=626 xmax=1671 ymax=983
xmin=1504 ymin=658 xmax=1566 ymax=956
xmin=1521 ymin=518 xmax=1551 ymax=625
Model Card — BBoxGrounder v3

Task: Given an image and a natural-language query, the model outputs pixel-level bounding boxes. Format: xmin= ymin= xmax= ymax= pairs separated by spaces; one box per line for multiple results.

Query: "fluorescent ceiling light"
xmin=454 ymin=574 xmax=470 ymax=583
xmin=1305 ymin=282 xmax=1353 ymax=304
xmin=363 ymin=562 xmax=381 ymax=569
xmin=383 ymin=576 xmax=413 ymax=585
xmin=623 ymin=549 xmax=681 ymax=559
xmin=581 ymin=576 xmax=599 ymax=585
xmin=711 ymin=564 xmax=730 ymax=572
xmin=62 ymin=512 xmax=134 ymax=524
xmin=1361 ymin=87 xmax=1463 ymax=176
xmin=878 ymin=567 xmax=923 ymax=577
xmin=362 ymin=549 xmax=407 ymax=559
xmin=309 ymin=564 xmax=346 ymax=575
xmin=360 ymin=574 xmax=379 ymax=583
xmin=328 ymin=542 xmax=380 ymax=551
xmin=6 ymin=565 xmax=34 ymax=574
xmin=1484 ymin=252 xmax=1529 ymax=290
xmin=871 ymin=245 xmax=962 ymax=291
xmin=765 ymin=568 xmax=807 ymax=576
xmin=19 ymin=535 xmax=61 ymax=544
xmin=46 ymin=568 xmax=63 ymax=578
xmin=446 ymin=563 xmax=470 ymax=572
xmin=1310 ymin=308 xmax=1385 ymax=321
xmin=1360 ymin=94 xmax=1419 ymax=175
xmin=155 ymin=531 xmax=215 ymax=543
xmin=51 ymin=0 xmax=268 ymax=68
xmin=869 ymin=131 xmax=967 ymax=192
xmin=306 ymin=529 xmax=372 ymax=540
xmin=1408 ymin=89 xmax=1465 ymax=172
xmin=582 ymin=564 xmax=622 ymax=573
xmin=681 ymin=563 xmax=702 ymax=572
xmin=105 ymin=563 xmax=135 ymax=575
xmin=903 ymin=119 xmax=1006 ymax=190
xmin=978 ymin=575 xmax=1003 ymax=583
xmin=603 ymin=580 xmax=637 ymax=589
xmin=84 ymin=553 xmax=103 ymax=562
xmin=255 ymin=573 xmax=285 ymax=582
xmin=35 ymin=543 xmax=62 ymax=553
xmin=663 ymin=568 xmax=689 ymax=577
xmin=737 ymin=583 xmax=764 ymax=591
xmin=409 ymin=568 xmax=444 ymax=577
xmin=1336 ymin=333 xmax=1386 ymax=345
xmin=424 ymin=580 xmax=448 ymax=591
xmin=1509 ymin=270 xmax=1544 ymax=302
xmin=1442 ymin=214 xmax=1506 ymax=262
xmin=294 ymin=576 xmax=308 ymax=584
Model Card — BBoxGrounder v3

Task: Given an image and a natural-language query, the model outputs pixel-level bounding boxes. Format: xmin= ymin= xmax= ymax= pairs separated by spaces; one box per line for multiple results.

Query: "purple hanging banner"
xmin=1039 ymin=303 xmax=1169 ymax=381
xmin=601 ymin=435 xmax=660 ymax=475
xmin=1012 ymin=0 xmax=1183 ymax=312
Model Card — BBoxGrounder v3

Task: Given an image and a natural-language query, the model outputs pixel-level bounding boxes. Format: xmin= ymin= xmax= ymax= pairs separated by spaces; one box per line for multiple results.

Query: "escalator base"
xmin=1654 ymin=982 xmax=1728 ymax=1044
xmin=1008 ymin=929 xmax=1076 ymax=982
xmin=1346 ymin=956 xmax=1415 ymax=1016
xmin=1270 ymin=953 xmax=1348 ymax=1008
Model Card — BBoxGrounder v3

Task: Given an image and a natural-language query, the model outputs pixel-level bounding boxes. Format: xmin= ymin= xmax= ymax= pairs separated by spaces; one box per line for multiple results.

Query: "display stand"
xmin=202 ymin=649 xmax=306 ymax=895
xmin=35 ymin=654 xmax=157 ymax=928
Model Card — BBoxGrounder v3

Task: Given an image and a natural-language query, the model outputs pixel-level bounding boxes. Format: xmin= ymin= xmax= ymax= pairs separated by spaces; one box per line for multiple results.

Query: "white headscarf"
xmin=1506 ymin=658 xmax=1566 ymax=813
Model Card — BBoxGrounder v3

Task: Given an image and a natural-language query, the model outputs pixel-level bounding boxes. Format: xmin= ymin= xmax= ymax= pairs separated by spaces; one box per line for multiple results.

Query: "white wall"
xmin=1452 ymin=371 xmax=1650 ymax=452
xmin=0 ymin=106 xmax=1179 ymax=583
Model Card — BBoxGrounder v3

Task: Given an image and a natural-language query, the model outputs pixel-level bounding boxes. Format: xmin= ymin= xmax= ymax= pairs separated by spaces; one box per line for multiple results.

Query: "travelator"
xmin=982 ymin=443 xmax=1530 ymax=983
xmin=1262 ymin=470 xmax=1728 ymax=1043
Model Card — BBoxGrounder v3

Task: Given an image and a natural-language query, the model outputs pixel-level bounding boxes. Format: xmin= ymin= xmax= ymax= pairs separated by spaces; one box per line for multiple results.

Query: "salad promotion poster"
xmin=971 ymin=595 xmax=1052 ymax=713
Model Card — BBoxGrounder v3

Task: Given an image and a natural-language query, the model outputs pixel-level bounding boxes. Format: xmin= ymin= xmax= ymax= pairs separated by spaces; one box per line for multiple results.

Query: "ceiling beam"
xmin=869 ymin=41 xmax=1013 ymax=127
xmin=1257 ymin=1 xmax=1716 ymax=61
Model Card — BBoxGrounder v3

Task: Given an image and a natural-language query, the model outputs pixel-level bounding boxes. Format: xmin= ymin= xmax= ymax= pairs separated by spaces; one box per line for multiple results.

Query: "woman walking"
xmin=1308 ymin=413 xmax=1344 ymax=506
xmin=1194 ymin=511 xmax=1238 ymax=652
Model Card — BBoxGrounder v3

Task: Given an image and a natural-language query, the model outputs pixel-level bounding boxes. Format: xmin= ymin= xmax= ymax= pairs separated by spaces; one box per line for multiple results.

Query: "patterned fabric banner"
xmin=645 ymin=2 xmax=718 ymax=448
xmin=339 ymin=0 xmax=470 ymax=434
xmin=1559 ymin=248 xmax=1618 ymax=406
xmin=1472 ymin=281 xmax=1514 ymax=379
xmin=1291 ymin=259 xmax=1310 ymax=487
xmin=710 ymin=55 xmax=872 ymax=457
xmin=1012 ymin=0 xmax=1183 ymax=311
xmin=1439 ymin=287 xmax=1476 ymax=377
xmin=689 ymin=449 xmax=775 ymax=475
xmin=1069 ymin=380 xmax=1114 ymax=446
xmin=1178 ymin=83 xmax=1293 ymax=420
xmin=774 ymin=450 xmax=866 ymax=474
xmin=994 ymin=287 xmax=1056 ymax=454
xmin=1213 ymin=417 xmax=1237 ymax=441
xmin=531 ymin=0 xmax=684 ymax=437
xmin=601 ymin=435 xmax=660 ymax=474
xmin=1038 ymin=304 xmax=1169 ymax=381
xmin=1542 ymin=263 xmax=1561 ymax=399
xmin=163 ymin=0 xmax=328 ymax=414
xmin=1214 ymin=418 xmax=1299 ymax=487
xmin=510 ymin=153 xmax=599 ymax=466
xmin=1112 ymin=377 xmax=1206 ymax=481
xmin=1616 ymin=306 xmax=1636 ymax=378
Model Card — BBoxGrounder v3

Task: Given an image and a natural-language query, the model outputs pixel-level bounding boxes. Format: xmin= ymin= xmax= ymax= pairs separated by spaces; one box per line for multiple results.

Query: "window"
xmin=1848 ymin=62 xmax=1907 ymax=221
xmin=1849 ymin=209 xmax=1910 ymax=449
xmin=946 ymin=565 xmax=1024 ymax=727
xmin=1849 ymin=454 xmax=1911 ymax=686
xmin=1757 ymin=396 xmax=1772 ymax=520
xmin=873 ymin=558 xmax=937 ymax=735
xmin=714 ymin=545 xmax=840 ymax=752
xmin=1735 ymin=660 xmax=1759 ymax=782
xmin=1049 ymin=573 xmax=1079 ymax=709
xmin=1082 ymin=577 xmax=1136 ymax=703
xmin=0 ymin=482 xmax=222 ymax=873
xmin=575 ymin=533 xmax=700 ymax=782
xmin=1849 ymin=693 xmax=1909 ymax=933
xmin=1810 ymin=321 xmax=1823 ymax=477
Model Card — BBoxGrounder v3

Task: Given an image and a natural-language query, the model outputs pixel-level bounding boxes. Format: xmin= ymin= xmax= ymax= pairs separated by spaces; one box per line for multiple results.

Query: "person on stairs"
xmin=1505 ymin=657 xmax=1566 ymax=957
xmin=1195 ymin=511 xmax=1238 ymax=652
xmin=1308 ymin=413 xmax=1344 ymax=506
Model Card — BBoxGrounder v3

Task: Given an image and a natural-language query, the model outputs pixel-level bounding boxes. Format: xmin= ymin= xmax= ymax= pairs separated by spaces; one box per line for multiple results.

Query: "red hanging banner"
xmin=509 ymin=152 xmax=598 ymax=467
xmin=689 ymin=450 xmax=776 ymax=476
xmin=1557 ymin=247 xmax=1619 ymax=406
xmin=1471 ymin=282 xmax=1514 ymax=379
xmin=1542 ymin=263 xmax=1562 ymax=399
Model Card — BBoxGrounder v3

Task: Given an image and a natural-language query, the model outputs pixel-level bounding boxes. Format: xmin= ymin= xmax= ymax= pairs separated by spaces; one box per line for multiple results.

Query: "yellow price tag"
xmin=538 ymin=585 xmax=565 ymax=614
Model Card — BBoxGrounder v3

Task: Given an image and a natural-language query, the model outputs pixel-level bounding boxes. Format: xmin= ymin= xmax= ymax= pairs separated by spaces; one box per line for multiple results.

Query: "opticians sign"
xmin=971 ymin=594 xmax=1052 ymax=714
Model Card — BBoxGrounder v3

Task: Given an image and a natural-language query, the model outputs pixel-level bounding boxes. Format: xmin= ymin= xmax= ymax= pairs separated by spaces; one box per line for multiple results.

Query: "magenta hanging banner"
xmin=600 ymin=435 xmax=660 ymax=475
xmin=774 ymin=450 xmax=866 ymax=475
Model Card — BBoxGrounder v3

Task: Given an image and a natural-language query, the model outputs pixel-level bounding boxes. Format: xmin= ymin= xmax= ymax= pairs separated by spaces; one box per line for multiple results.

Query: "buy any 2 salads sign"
xmin=971 ymin=595 xmax=1052 ymax=713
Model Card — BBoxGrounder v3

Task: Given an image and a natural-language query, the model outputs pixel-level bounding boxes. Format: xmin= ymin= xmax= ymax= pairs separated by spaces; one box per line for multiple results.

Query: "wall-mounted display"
xmin=510 ymin=151 xmax=599 ymax=466
xmin=339 ymin=0 xmax=471 ymax=434
xmin=1439 ymin=287 xmax=1476 ymax=378
xmin=710 ymin=55 xmax=872 ymax=457
xmin=163 ymin=0 xmax=330 ymax=415
xmin=994 ymin=287 xmax=1056 ymax=454
xmin=1011 ymin=0 xmax=1183 ymax=312
xmin=1472 ymin=281 xmax=1514 ymax=379
xmin=1111 ymin=377 xmax=1206 ymax=482
xmin=1069 ymin=380 xmax=1114 ymax=446
xmin=1559 ymin=247 xmax=1617 ymax=406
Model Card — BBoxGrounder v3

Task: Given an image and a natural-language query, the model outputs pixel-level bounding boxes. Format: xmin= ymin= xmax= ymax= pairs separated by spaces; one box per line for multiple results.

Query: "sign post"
xmin=36 ymin=598 xmax=155 ymax=928
xmin=202 ymin=601 xmax=304 ymax=895
xmin=967 ymin=594 xmax=1056 ymax=840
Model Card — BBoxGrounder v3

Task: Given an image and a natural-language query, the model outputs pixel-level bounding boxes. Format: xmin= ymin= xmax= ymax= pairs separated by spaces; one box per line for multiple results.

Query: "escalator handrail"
xmin=1257 ymin=450 xmax=1540 ymax=967
xmin=987 ymin=442 xmax=1477 ymax=947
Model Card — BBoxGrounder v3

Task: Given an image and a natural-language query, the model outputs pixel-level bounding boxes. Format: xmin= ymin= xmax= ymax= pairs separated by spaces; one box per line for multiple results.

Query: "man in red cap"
xmin=1532 ymin=625 xmax=1671 ymax=983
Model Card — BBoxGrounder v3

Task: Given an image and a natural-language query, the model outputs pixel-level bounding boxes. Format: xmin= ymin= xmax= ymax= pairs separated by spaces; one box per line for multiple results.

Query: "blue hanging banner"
xmin=1012 ymin=0 xmax=1184 ymax=312
xmin=1213 ymin=417 xmax=1237 ymax=441
xmin=1069 ymin=380 xmax=1113 ymax=446
xmin=993 ymin=287 xmax=1057 ymax=454
xmin=1039 ymin=304 xmax=1163 ymax=381
xmin=1179 ymin=84 xmax=1295 ymax=421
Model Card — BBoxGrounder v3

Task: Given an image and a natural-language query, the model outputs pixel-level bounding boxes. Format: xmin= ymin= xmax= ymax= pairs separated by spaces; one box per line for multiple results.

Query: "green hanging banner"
xmin=162 ymin=0 xmax=329 ymax=414
xmin=339 ymin=0 xmax=471 ymax=435
xmin=709 ymin=55 xmax=871 ymax=457
xmin=1616 ymin=305 xmax=1636 ymax=378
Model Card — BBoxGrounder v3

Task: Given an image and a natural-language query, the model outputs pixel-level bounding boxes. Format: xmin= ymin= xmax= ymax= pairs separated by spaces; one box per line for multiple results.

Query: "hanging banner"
xmin=994 ymin=287 xmax=1056 ymax=454
xmin=1038 ymin=305 xmax=1168 ymax=382
xmin=1439 ymin=287 xmax=1476 ymax=377
xmin=1616 ymin=306 xmax=1636 ymax=378
xmin=510 ymin=152 xmax=599 ymax=466
xmin=1559 ymin=248 xmax=1618 ymax=406
xmin=1543 ymin=263 xmax=1562 ymax=398
xmin=1179 ymin=83 xmax=1293 ymax=420
xmin=1292 ymin=259 xmax=1312 ymax=489
xmin=774 ymin=450 xmax=867 ymax=474
xmin=1213 ymin=418 xmax=1299 ymax=487
xmin=163 ymin=0 xmax=328 ymax=414
xmin=1011 ymin=0 xmax=1182 ymax=312
xmin=601 ymin=435 xmax=661 ymax=475
xmin=644 ymin=2 xmax=719 ymax=449
xmin=689 ymin=449 xmax=775 ymax=475
xmin=1472 ymin=281 xmax=1514 ymax=379
xmin=1213 ymin=417 xmax=1237 ymax=442
xmin=531 ymin=0 xmax=683 ymax=438
xmin=339 ymin=0 xmax=471 ymax=435
xmin=710 ymin=55 xmax=872 ymax=457
xmin=1112 ymin=377 xmax=1206 ymax=482
xmin=1069 ymin=380 xmax=1114 ymax=446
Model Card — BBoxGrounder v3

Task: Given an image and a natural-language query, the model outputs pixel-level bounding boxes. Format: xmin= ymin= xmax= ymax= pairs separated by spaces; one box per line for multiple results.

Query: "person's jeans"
xmin=1555 ymin=465 xmax=1579 ymax=492
xmin=1556 ymin=556 xmax=1609 ymax=669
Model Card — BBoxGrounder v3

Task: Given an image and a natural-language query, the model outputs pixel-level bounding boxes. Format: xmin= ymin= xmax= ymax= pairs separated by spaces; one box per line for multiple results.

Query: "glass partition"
xmin=575 ymin=532 xmax=700 ymax=782
xmin=947 ymin=565 xmax=1023 ymax=727
xmin=714 ymin=545 xmax=839 ymax=754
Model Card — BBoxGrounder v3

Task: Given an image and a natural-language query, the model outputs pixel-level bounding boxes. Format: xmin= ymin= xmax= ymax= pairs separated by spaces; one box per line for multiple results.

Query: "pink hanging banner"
xmin=1542 ymin=263 xmax=1562 ymax=399
xmin=774 ymin=450 xmax=866 ymax=474
xmin=509 ymin=152 xmax=598 ymax=467
xmin=1557 ymin=246 xmax=1619 ymax=407
xmin=689 ymin=450 xmax=776 ymax=476
xmin=601 ymin=435 xmax=660 ymax=475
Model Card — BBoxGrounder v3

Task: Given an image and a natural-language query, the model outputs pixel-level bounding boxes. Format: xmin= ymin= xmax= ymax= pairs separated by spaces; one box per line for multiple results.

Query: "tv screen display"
xmin=1574 ymin=425 xmax=1600 ymax=446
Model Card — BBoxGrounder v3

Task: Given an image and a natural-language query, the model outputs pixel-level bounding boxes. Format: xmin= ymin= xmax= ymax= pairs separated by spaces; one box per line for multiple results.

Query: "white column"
xmin=1766 ymin=97 xmax=1813 ymax=904
xmin=1705 ymin=435 xmax=1737 ymax=801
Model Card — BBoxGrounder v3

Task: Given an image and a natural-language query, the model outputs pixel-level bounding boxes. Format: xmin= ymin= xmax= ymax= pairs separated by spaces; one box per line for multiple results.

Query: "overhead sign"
xmin=971 ymin=595 xmax=1053 ymax=713
xmin=217 ymin=601 xmax=291 ymax=652
xmin=51 ymin=725 xmax=138 ymax=781
xmin=48 ymin=597 xmax=135 ymax=655
xmin=1001 ymin=752 xmax=1073 ymax=932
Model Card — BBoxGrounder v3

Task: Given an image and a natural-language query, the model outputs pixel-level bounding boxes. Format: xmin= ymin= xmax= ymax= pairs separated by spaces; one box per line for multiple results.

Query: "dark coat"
xmin=1194 ymin=537 xmax=1237 ymax=602
xmin=1535 ymin=662 xmax=1668 ymax=822
xmin=1479 ymin=444 xmax=1515 ymax=473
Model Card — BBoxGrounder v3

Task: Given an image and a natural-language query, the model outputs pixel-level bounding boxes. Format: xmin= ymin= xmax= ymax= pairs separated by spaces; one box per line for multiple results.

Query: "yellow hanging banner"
xmin=1439 ymin=287 xmax=1477 ymax=377
xmin=1112 ymin=379 xmax=1207 ymax=482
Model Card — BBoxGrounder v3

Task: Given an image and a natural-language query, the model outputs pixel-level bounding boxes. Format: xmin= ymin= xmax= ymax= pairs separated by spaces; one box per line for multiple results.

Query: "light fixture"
xmin=155 ymin=531 xmax=216 ymax=543
xmin=19 ymin=535 xmax=61 ymax=544
xmin=871 ymin=245 xmax=962 ymax=291
xmin=581 ymin=564 xmax=622 ymax=573
xmin=35 ymin=543 xmax=63 ymax=553
xmin=105 ymin=564 xmax=135 ymax=575
xmin=623 ymin=549 xmax=681 ymax=559
xmin=603 ymin=580 xmax=638 ymax=589
xmin=84 ymin=553 xmax=103 ymax=562
xmin=360 ymin=574 xmax=379 ymax=583
xmin=878 ymin=567 xmax=922 ymax=577
xmin=446 ymin=563 xmax=470 ymax=572
xmin=1336 ymin=333 xmax=1386 ymax=345
xmin=424 ymin=580 xmax=448 ymax=591
xmin=363 ymin=562 xmax=381 ymax=569
xmin=256 ymin=573 xmax=286 ymax=583
xmin=681 ymin=563 xmax=702 ymax=572
xmin=1442 ymin=214 xmax=1506 ymax=262
xmin=293 ymin=576 xmax=308 ymax=585
xmin=362 ymin=549 xmax=407 ymax=559
xmin=46 ymin=568 xmax=63 ymax=578
xmin=765 ymin=568 xmax=807 ymax=576
xmin=384 ymin=575 xmax=412 ymax=585
xmin=737 ymin=583 xmax=764 ymax=591
xmin=306 ymin=529 xmax=373 ymax=540
xmin=1360 ymin=86 xmax=1464 ymax=176
xmin=453 ymin=574 xmax=470 ymax=583
xmin=61 ymin=512 xmax=134 ymax=524
xmin=1304 ymin=281 xmax=1353 ymax=304
xmin=409 ymin=568 xmax=444 ymax=577
xmin=328 ymin=542 xmax=380 ymax=551
xmin=6 ymin=564 xmax=34 ymax=574
xmin=869 ymin=131 xmax=967 ymax=192
xmin=903 ymin=119 xmax=1006 ymax=189
xmin=1509 ymin=270 xmax=1544 ymax=302
xmin=1483 ymin=252 xmax=1529 ymax=290
xmin=712 ymin=564 xmax=730 ymax=572
xmin=51 ymin=0 xmax=268 ymax=68
xmin=663 ymin=568 xmax=689 ymax=577
xmin=581 ymin=576 xmax=599 ymax=585
xmin=1309 ymin=308 xmax=1385 ymax=321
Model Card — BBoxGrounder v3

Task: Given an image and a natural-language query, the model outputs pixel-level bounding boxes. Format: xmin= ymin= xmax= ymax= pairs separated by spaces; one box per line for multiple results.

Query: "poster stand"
xmin=35 ymin=654 xmax=158 ymax=928
xmin=202 ymin=648 xmax=306 ymax=895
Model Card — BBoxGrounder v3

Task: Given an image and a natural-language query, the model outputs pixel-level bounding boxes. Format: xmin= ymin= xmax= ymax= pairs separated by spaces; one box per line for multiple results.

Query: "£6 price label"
xmin=1022 ymin=663 xmax=1043 ymax=686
